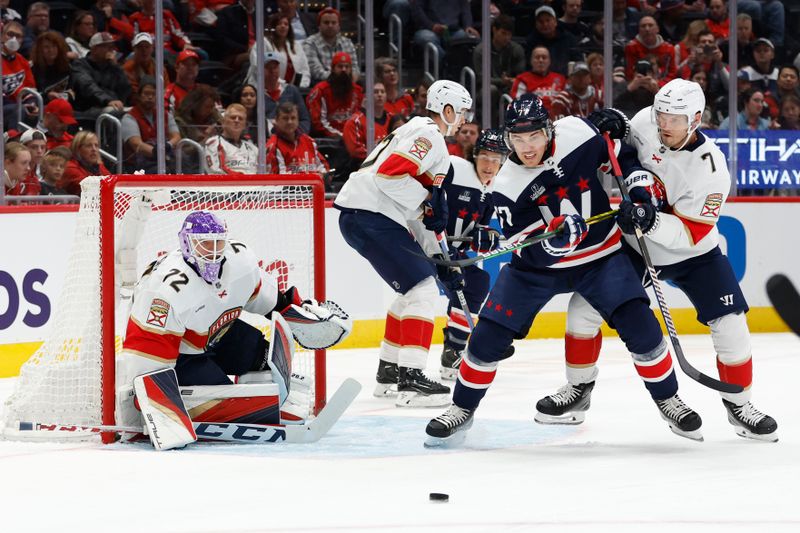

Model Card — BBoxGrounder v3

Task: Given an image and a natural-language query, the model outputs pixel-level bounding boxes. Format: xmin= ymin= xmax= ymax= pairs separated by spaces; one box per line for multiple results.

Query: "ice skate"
xmin=425 ymin=404 xmax=474 ymax=447
xmin=654 ymin=394 xmax=703 ymax=441
xmin=440 ymin=345 xmax=463 ymax=381
xmin=373 ymin=359 xmax=398 ymax=398
xmin=723 ymin=400 xmax=778 ymax=442
xmin=395 ymin=367 xmax=451 ymax=407
xmin=535 ymin=381 xmax=594 ymax=425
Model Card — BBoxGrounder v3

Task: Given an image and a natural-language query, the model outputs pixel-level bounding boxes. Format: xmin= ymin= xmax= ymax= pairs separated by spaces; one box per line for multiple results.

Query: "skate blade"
xmin=667 ymin=424 xmax=704 ymax=442
xmin=440 ymin=366 xmax=458 ymax=381
xmin=395 ymin=391 xmax=451 ymax=408
xmin=373 ymin=383 xmax=398 ymax=398
xmin=733 ymin=427 xmax=779 ymax=443
xmin=534 ymin=410 xmax=586 ymax=425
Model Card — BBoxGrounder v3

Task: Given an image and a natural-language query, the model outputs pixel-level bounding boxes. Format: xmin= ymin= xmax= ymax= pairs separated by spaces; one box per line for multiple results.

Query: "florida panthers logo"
xmin=207 ymin=307 xmax=243 ymax=346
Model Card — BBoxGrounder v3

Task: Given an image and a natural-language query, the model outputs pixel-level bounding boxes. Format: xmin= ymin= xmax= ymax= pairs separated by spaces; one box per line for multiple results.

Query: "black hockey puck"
xmin=429 ymin=492 xmax=449 ymax=503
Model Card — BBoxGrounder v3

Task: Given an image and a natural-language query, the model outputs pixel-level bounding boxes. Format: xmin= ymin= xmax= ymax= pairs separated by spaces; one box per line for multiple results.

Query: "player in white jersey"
xmin=117 ymin=211 xmax=351 ymax=428
xmin=537 ymin=79 xmax=778 ymax=441
xmin=334 ymin=80 xmax=473 ymax=407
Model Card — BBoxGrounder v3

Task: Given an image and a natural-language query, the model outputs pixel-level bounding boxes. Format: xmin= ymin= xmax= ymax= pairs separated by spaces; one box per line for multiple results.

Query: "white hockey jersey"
xmin=120 ymin=241 xmax=279 ymax=380
xmin=334 ymin=116 xmax=451 ymax=229
xmin=204 ymin=135 xmax=259 ymax=175
xmin=625 ymin=108 xmax=730 ymax=266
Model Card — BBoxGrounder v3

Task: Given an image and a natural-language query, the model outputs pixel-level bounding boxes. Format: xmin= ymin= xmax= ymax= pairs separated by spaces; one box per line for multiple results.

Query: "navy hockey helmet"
xmin=473 ymin=128 xmax=509 ymax=157
xmin=503 ymin=93 xmax=553 ymax=150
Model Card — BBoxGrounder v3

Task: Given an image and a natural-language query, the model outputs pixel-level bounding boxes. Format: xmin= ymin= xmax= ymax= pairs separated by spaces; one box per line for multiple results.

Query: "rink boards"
xmin=0 ymin=199 xmax=795 ymax=377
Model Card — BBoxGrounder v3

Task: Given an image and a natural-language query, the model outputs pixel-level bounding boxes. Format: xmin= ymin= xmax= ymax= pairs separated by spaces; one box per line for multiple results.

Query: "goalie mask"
xmin=179 ymin=211 xmax=228 ymax=284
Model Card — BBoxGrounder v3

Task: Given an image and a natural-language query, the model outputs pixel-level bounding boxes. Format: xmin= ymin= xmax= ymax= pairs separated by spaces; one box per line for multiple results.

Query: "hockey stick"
xmin=15 ymin=378 xmax=362 ymax=444
xmin=603 ymin=133 xmax=742 ymax=393
xmin=766 ymin=274 xmax=800 ymax=337
xmin=424 ymin=209 xmax=618 ymax=268
xmin=437 ymin=232 xmax=475 ymax=331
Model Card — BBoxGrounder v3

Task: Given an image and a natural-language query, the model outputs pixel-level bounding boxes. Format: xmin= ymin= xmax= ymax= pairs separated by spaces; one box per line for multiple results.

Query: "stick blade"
xmin=767 ymin=274 xmax=800 ymax=336
xmin=283 ymin=378 xmax=361 ymax=443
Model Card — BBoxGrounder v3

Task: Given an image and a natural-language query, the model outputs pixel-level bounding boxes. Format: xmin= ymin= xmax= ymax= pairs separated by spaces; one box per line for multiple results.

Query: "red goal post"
xmin=1 ymin=174 xmax=327 ymax=442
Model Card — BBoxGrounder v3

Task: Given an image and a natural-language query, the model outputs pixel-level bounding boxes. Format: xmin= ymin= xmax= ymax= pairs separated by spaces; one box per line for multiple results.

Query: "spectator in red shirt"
xmin=343 ymin=82 xmax=393 ymax=163
xmin=38 ymin=147 xmax=71 ymax=197
xmin=266 ymin=101 xmax=329 ymax=174
xmin=2 ymin=21 xmax=36 ymax=130
xmin=674 ymin=20 xmax=709 ymax=79
xmin=90 ymin=0 xmax=135 ymax=43
xmin=165 ymin=49 xmax=200 ymax=113
xmin=447 ymin=121 xmax=479 ymax=158
xmin=306 ymin=52 xmax=364 ymax=138
xmin=16 ymin=128 xmax=47 ymax=195
xmin=3 ymin=142 xmax=32 ymax=196
xmin=41 ymin=99 xmax=77 ymax=150
xmin=586 ymin=52 xmax=606 ymax=103
xmin=510 ymin=46 xmax=567 ymax=110
xmin=705 ymin=0 xmax=730 ymax=41
xmin=376 ymin=57 xmax=414 ymax=118
xmin=624 ymin=16 xmax=676 ymax=82
xmin=550 ymin=62 xmax=601 ymax=120
xmin=129 ymin=0 xmax=199 ymax=62
xmin=59 ymin=131 xmax=110 ymax=196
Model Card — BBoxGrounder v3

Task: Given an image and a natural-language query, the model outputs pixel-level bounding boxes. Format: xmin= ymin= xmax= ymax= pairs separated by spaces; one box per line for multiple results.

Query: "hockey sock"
xmin=398 ymin=316 xmax=434 ymax=368
xmin=632 ymin=339 xmax=678 ymax=400
xmin=716 ymin=356 xmax=752 ymax=404
xmin=444 ymin=306 xmax=471 ymax=350
xmin=453 ymin=352 xmax=498 ymax=410
xmin=564 ymin=331 xmax=602 ymax=384
xmin=379 ymin=310 xmax=403 ymax=364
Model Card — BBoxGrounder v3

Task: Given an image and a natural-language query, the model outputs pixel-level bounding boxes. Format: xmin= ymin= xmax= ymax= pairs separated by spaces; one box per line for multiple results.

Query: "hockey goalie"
xmin=116 ymin=210 xmax=352 ymax=450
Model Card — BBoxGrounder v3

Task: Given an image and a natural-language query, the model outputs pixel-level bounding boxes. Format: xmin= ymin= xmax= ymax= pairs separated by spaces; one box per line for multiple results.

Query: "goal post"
xmin=2 ymin=174 xmax=327 ymax=442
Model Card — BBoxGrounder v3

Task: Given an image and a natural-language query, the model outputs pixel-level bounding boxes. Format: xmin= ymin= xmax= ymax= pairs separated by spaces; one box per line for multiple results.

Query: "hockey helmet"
xmin=179 ymin=211 xmax=228 ymax=284
xmin=426 ymin=80 xmax=474 ymax=136
xmin=503 ymin=93 xmax=553 ymax=150
xmin=473 ymin=128 xmax=509 ymax=157
xmin=651 ymin=78 xmax=705 ymax=148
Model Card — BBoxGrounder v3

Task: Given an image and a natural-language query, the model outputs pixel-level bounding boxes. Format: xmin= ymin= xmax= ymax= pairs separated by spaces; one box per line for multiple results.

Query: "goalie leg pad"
xmin=133 ymin=369 xmax=197 ymax=451
xmin=281 ymin=299 xmax=353 ymax=349
xmin=181 ymin=383 xmax=281 ymax=425
xmin=266 ymin=312 xmax=294 ymax=403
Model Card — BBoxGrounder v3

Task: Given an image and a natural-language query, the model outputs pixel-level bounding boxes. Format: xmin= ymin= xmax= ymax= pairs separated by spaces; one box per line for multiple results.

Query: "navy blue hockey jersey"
xmin=492 ymin=116 xmax=621 ymax=270
xmin=443 ymin=155 xmax=495 ymax=254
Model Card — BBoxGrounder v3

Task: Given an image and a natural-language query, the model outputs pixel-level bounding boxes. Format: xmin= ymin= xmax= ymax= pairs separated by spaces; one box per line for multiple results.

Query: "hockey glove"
xmin=542 ymin=214 xmax=588 ymax=256
xmin=471 ymin=225 xmax=501 ymax=253
xmin=435 ymin=260 xmax=465 ymax=293
xmin=617 ymin=200 xmax=658 ymax=235
xmin=623 ymin=170 xmax=667 ymax=210
xmin=588 ymin=108 xmax=630 ymax=140
xmin=422 ymin=187 xmax=448 ymax=234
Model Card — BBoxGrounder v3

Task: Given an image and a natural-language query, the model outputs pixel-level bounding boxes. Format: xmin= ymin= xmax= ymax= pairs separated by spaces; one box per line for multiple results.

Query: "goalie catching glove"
xmin=275 ymin=287 xmax=353 ymax=349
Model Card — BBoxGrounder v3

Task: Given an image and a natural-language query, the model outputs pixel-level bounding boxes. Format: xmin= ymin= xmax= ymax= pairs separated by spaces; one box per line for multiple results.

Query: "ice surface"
xmin=1 ymin=334 xmax=798 ymax=532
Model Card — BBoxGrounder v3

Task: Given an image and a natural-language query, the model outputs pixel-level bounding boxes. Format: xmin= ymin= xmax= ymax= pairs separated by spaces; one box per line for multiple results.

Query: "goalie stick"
xmin=603 ymin=133 xmax=742 ymax=394
xmin=14 ymin=378 xmax=362 ymax=445
xmin=766 ymin=274 xmax=800 ymax=337
xmin=423 ymin=209 xmax=618 ymax=268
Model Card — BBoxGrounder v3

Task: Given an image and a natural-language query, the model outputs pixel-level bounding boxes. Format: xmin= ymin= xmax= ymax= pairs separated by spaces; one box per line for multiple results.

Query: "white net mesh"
xmin=1 ymin=175 xmax=322 ymax=440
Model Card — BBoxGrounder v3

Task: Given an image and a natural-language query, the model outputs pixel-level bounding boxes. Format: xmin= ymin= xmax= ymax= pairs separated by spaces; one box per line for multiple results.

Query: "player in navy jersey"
xmin=439 ymin=129 xmax=508 ymax=380
xmin=540 ymin=79 xmax=778 ymax=441
xmin=425 ymin=94 xmax=703 ymax=446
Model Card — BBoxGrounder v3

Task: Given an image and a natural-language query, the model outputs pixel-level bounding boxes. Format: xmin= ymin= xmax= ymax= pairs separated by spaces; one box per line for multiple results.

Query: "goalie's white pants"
xmin=379 ymin=276 xmax=438 ymax=369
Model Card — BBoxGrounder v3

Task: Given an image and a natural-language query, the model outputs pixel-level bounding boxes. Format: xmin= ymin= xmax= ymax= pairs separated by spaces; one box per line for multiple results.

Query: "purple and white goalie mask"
xmin=179 ymin=211 xmax=228 ymax=284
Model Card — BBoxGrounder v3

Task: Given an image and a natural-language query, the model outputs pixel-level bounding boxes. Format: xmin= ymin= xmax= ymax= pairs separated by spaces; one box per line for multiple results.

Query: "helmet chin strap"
xmin=658 ymin=120 xmax=699 ymax=152
xmin=441 ymin=109 xmax=465 ymax=137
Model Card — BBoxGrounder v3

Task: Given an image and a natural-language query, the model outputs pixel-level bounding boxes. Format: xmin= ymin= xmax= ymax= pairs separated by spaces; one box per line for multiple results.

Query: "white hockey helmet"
xmin=651 ymin=78 xmax=705 ymax=148
xmin=426 ymin=80 xmax=474 ymax=136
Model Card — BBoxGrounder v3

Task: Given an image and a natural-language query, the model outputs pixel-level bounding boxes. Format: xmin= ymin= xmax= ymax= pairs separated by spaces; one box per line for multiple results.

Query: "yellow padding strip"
xmin=0 ymin=308 xmax=789 ymax=377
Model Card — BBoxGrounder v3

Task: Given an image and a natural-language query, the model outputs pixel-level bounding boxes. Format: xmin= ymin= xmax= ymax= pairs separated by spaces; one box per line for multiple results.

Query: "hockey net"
xmin=1 ymin=174 xmax=326 ymax=441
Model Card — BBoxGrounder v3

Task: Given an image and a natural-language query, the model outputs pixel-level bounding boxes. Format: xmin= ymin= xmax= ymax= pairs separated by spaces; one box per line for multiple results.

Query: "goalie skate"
xmin=373 ymin=360 xmax=398 ymax=398
xmin=535 ymin=381 xmax=594 ymax=425
xmin=425 ymin=404 xmax=474 ymax=447
xmin=722 ymin=400 xmax=778 ymax=442
xmin=439 ymin=345 xmax=463 ymax=381
xmin=395 ymin=367 xmax=450 ymax=408
xmin=654 ymin=394 xmax=703 ymax=441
